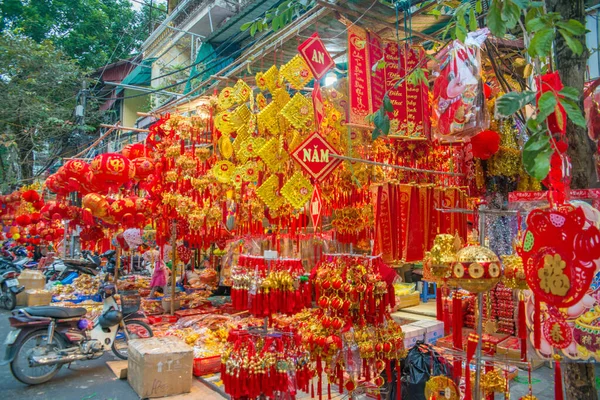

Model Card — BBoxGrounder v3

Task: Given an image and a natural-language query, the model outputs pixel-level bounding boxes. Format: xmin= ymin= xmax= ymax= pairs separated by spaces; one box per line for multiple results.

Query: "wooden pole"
xmin=170 ymin=221 xmax=177 ymax=315
xmin=99 ymin=123 xmax=150 ymax=133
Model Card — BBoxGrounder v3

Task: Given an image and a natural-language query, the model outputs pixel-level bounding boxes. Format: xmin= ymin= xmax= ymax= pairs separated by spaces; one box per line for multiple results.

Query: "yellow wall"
xmin=122 ymin=89 xmax=148 ymax=128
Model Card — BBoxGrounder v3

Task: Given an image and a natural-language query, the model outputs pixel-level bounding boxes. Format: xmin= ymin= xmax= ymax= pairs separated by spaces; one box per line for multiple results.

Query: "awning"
xmin=116 ymin=58 xmax=157 ymax=94
xmin=184 ymin=43 xmax=234 ymax=94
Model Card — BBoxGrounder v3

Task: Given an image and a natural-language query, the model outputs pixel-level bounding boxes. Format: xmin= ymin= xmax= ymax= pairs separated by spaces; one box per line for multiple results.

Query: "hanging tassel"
xmin=311 ymin=380 xmax=315 ymax=399
xmin=327 ymin=382 xmax=331 ymax=400
xmin=452 ymin=294 xmax=463 ymax=349
xmin=554 ymin=354 xmax=564 ymax=400
xmin=534 ymin=297 xmax=541 ymax=349
xmin=436 ymin=285 xmax=443 ymax=321
xmin=396 ymin=360 xmax=402 ymax=400
xmin=464 ymin=335 xmax=478 ymax=400
xmin=518 ymin=292 xmax=527 ymax=361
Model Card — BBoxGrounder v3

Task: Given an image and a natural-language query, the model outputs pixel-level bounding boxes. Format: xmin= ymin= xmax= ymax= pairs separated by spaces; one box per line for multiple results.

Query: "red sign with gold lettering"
xmin=347 ymin=25 xmax=371 ymax=126
xmin=298 ymin=33 xmax=335 ymax=80
xmin=367 ymin=32 xmax=385 ymax=113
xmin=383 ymin=42 xmax=430 ymax=139
xmin=291 ymin=132 xmax=342 ymax=182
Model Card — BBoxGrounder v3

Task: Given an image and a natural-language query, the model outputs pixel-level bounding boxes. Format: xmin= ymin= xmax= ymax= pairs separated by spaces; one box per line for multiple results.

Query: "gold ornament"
xmin=502 ymin=254 xmax=528 ymax=289
xmin=280 ymin=93 xmax=313 ymax=130
xmin=218 ymin=135 xmax=234 ymax=160
xmin=212 ymin=161 xmax=235 ymax=183
xmin=424 ymin=376 xmax=459 ymax=400
xmin=257 ymin=102 xmax=280 ymax=135
xmin=256 ymin=65 xmax=279 ymax=93
xmin=257 ymin=137 xmax=284 ymax=172
xmin=448 ymin=244 xmax=502 ymax=293
xmin=256 ymin=93 xmax=268 ymax=110
xmin=231 ymin=105 xmax=251 ymax=129
xmin=539 ymin=254 xmax=570 ymax=296
xmin=280 ymin=55 xmax=314 ymax=90
xmin=273 ymin=88 xmax=291 ymax=109
xmin=218 ymin=87 xmax=236 ymax=110
xmin=519 ymin=396 xmax=538 ymax=400
xmin=280 ymin=172 xmax=314 ymax=209
xmin=239 ymin=137 xmax=265 ymax=160
xmin=232 ymin=79 xmax=251 ymax=103
xmin=424 ymin=233 xmax=462 ymax=282
xmin=473 ymin=369 xmax=506 ymax=395
xmin=215 ymin=111 xmax=235 ymax=134
xmin=257 ymin=175 xmax=285 ymax=210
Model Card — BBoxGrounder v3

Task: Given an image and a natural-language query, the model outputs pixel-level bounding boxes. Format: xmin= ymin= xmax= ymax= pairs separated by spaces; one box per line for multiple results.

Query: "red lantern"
xmin=109 ymin=198 xmax=136 ymax=220
xmin=62 ymin=160 xmax=91 ymax=192
xmin=132 ymin=157 xmax=155 ymax=181
xmin=470 ymin=130 xmax=501 ymax=160
xmin=80 ymin=226 xmax=104 ymax=242
xmin=30 ymin=212 xmax=41 ymax=224
xmin=122 ymin=143 xmax=151 ymax=160
xmin=15 ymin=214 xmax=31 ymax=227
xmin=82 ymin=193 xmax=110 ymax=219
xmin=89 ymin=153 xmax=135 ymax=190
xmin=45 ymin=173 xmax=68 ymax=195
xmin=21 ymin=190 xmax=40 ymax=203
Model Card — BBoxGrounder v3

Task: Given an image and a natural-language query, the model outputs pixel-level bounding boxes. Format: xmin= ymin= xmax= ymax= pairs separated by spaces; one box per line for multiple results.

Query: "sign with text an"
xmin=291 ymin=132 xmax=342 ymax=182
xmin=298 ymin=32 xmax=335 ymax=80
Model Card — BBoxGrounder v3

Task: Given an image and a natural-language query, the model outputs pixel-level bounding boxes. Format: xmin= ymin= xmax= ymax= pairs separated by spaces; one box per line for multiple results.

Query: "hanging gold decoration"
xmin=215 ymin=111 xmax=235 ymax=134
xmin=424 ymin=233 xmax=462 ymax=282
xmin=424 ymin=376 xmax=459 ymax=400
xmin=239 ymin=137 xmax=265 ymax=161
xmin=280 ymin=55 xmax=314 ymax=90
xmin=218 ymin=86 xmax=236 ymax=110
xmin=257 ymin=175 xmax=286 ymax=210
xmin=257 ymin=137 xmax=284 ymax=171
xmin=280 ymin=93 xmax=313 ymax=130
xmin=273 ymin=88 xmax=291 ymax=109
xmin=256 ymin=93 xmax=268 ymax=110
xmin=280 ymin=172 xmax=314 ymax=209
xmin=218 ymin=135 xmax=234 ymax=160
xmin=257 ymin=102 xmax=280 ymax=135
xmin=242 ymin=161 xmax=260 ymax=182
xmin=231 ymin=105 xmax=252 ymax=129
xmin=212 ymin=160 xmax=235 ymax=183
xmin=502 ymin=254 xmax=528 ymax=290
xmin=256 ymin=65 xmax=279 ymax=93
xmin=232 ymin=79 xmax=251 ymax=103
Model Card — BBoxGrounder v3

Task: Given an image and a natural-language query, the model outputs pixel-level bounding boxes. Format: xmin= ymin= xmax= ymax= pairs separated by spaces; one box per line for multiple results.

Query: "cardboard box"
xmin=395 ymin=292 xmax=420 ymax=309
xmin=25 ymin=290 xmax=53 ymax=306
xmin=410 ymin=320 xmax=444 ymax=344
xmin=402 ymin=324 xmax=426 ymax=349
xmin=17 ymin=270 xmax=45 ymax=305
xmin=128 ymin=337 xmax=193 ymax=399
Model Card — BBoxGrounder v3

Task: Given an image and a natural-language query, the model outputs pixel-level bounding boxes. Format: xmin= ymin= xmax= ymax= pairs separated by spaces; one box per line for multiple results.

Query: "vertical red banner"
xmin=367 ymin=32 xmax=385 ymax=113
xmin=347 ymin=25 xmax=372 ymax=127
xmin=383 ymin=42 xmax=430 ymax=139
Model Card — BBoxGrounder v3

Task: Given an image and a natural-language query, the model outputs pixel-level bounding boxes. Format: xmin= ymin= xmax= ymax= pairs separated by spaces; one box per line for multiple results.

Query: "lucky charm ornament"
xmin=448 ymin=234 xmax=502 ymax=293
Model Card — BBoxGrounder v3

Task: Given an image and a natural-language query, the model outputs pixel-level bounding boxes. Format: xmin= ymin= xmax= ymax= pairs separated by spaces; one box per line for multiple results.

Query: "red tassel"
xmin=311 ymin=380 xmax=315 ymax=399
xmin=518 ymin=293 xmax=527 ymax=361
xmin=534 ymin=297 xmax=541 ymax=349
xmin=436 ymin=285 xmax=443 ymax=321
xmin=452 ymin=295 xmax=463 ymax=349
xmin=327 ymin=382 xmax=331 ymax=400
xmin=397 ymin=361 xmax=402 ymax=399
xmin=554 ymin=356 xmax=564 ymax=400
xmin=338 ymin=364 xmax=343 ymax=394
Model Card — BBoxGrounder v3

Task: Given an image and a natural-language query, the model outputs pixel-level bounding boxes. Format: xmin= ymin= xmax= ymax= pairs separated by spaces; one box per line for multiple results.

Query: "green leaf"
xmin=487 ymin=0 xmax=506 ymax=37
xmin=469 ymin=8 xmax=477 ymax=31
xmin=523 ymin=132 xmax=553 ymax=180
xmin=383 ymin=94 xmax=394 ymax=112
xmin=511 ymin=0 xmax=530 ymax=8
xmin=537 ymin=91 xmax=557 ymax=122
xmin=526 ymin=117 xmax=542 ymax=132
xmin=372 ymin=127 xmax=383 ymax=141
xmin=529 ymin=1 xmax=544 ymax=7
xmin=560 ymin=98 xmax=587 ymax=128
xmin=476 ymin=0 xmax=482 ymax=14
xmin=495 ymin=91 xmax=536 ymax=117
xmin=240 ymin=21 xmax=253 ymax=31
xmin=526 ymin=17 xmax=546 ymax=32
xmin=455 ymin=23 xmax=467 ymax=43
xmin=558 ymin=29 xmax=584 ymax=55
xmin=272 ymin=15 xmax=280 ymax=31
xmin=502 ymin=1 xmax=521 ymax=29
xmin=559 ymin=86 xmax=580 ymax=101
xmin=529 ymin=28 xmax=555 ymax=58
xmin=429 ymin=9 xmax=441 ymax=18
xmin=277 ymin=1 xmax=290 ymax=12
xmin=556 ymin=19 xmax=587 ymax=36
xmin=250 ymin=22 xmax=257 ymax=36
xmin=257 ymin=21 xmax=264 ymax=32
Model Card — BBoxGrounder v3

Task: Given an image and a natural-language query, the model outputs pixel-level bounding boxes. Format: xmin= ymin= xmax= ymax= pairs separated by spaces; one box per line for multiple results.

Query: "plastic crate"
xmin=120 ymin=290 xmax=141 ymax=314
xmin=147 ymin=315 xmax=162 ymax=325
xmin=161 ymin=315 xmax=179 ymax=323
xmin=193 ymin=356 xmax=221 ymax=377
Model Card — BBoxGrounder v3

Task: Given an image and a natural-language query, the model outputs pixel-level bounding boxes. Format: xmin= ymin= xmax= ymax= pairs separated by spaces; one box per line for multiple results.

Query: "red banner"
xmin=383 ymin=42 xmax=430 ymax=139
xmin=347 ymin=25 xmax=371 ymax=127
xmin=508 ymin=189 xmax=600 ymax=209
xmin=367 ymin=32 xmax=385 ymax=113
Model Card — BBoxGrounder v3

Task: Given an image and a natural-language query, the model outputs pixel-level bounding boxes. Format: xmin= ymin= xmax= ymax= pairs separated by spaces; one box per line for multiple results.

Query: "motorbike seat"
xmin=24 ymin=306 xmax=87 ymax=319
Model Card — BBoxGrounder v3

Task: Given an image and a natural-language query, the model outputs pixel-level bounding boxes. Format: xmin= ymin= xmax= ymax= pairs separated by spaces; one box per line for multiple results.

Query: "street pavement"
xmin=0 ymin=309 xmax=138 ymax=400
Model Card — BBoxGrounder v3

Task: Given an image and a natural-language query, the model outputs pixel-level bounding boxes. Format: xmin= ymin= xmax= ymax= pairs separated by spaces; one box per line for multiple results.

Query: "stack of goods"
xmin=17 ymin=270 xmax=47 ymax=306
xmin=393 ymin=282 xmax=419 ymax=310
xmin=231 ymin=255 xmax=311 ymax=316
xmin=221 ymin=329 xmax=311 ymax=399
xmin=117 ymin=275 xmax=150 ymax=294
xmin=490 ymin=284 xmax=516 ymax=335
xmin=52 ymin=274 xmax=104 ymax=302
xmin=52 ymin=299 xmax=104 ymax=319
xmin=300 ymin=255 xmax=405 ymax=396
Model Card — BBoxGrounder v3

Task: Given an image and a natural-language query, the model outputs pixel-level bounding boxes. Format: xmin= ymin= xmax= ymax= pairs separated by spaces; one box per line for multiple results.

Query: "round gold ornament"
xmin=424 ymin=376 xmax=459 ymax=400
xmin=448 ymin=245 xmax=502 ymax=293
xmin=424 ymin=234 xmax=461 ymax=282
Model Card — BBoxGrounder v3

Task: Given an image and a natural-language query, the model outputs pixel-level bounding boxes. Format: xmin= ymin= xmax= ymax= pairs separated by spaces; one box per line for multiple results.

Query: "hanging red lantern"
xmin=82 ymin=193 xmax=110 ymax=219
xmin=89 ymin=153 xmax=135 ymax=191
xmin=470 ymin=130 xmax=501 ymax=160
xmin=109 ymin=198 xmax=136 ymax=220
xmin=132 ymin=157 xmax=155 ymax=181
xmin=45 ymin=173 xmax=68 ymax=195
xmin=30 ymin=212 xmax=41 ymax=224
xmin=21 ymin=190 xmax=40 ymax=203
xmin=62 ymin=160 xmax=91 ymax=192
xmin=80 ymin=226 xmax=105 ymax=242
xmin=15 ymin=214 xmax=31 ymax=227
xmin=122 ymin=143 xmax=151 ymax=160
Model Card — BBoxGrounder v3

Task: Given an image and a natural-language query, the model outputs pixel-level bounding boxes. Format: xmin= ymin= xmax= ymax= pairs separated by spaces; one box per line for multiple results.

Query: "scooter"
xmin=3 ymin=281 xmax=153 ymax=385
xmin=0 ymin=268 xmax=24 ymax=310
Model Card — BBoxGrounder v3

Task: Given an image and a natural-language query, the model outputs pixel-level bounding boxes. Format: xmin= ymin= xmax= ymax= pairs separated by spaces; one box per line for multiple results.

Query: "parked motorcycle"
xmin=0 ymin=268 xmax=24 ymax=310
xmin=45 ymin=251 xmax=101 ymax=283
xmin=3 ymin=280 xmax=153 ymax=385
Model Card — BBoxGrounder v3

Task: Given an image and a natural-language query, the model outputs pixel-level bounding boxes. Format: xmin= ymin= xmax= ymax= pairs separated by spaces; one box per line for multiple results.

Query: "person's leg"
xmin=149 ymin=286 xmax=157 ymax=298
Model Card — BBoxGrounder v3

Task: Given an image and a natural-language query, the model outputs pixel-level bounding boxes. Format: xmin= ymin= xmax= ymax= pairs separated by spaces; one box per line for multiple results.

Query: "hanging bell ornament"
xmin=448 ymin=241 xmax=502 ymax=293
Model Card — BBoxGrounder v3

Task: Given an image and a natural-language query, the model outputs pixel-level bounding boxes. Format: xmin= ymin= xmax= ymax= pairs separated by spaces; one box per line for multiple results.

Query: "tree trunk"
xmin=546 ymin=0 xmax=598 ymax=398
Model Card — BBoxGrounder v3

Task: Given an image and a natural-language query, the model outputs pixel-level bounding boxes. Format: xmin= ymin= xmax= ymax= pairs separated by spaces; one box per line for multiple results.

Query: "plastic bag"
xmin=391 ymin=341 xmax=452 ymax=400
xmin=432 ymin=28 xmax=489 ymax=142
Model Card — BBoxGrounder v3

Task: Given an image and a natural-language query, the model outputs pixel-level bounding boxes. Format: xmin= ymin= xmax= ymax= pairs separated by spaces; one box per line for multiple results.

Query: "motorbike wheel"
xmin=1 ymin=283 xmax=16 ymax=310
xmin=10 ymin=329 xmax=66 ymax=385
xmin=111 ymin=320 xmax=153 ymax=360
